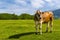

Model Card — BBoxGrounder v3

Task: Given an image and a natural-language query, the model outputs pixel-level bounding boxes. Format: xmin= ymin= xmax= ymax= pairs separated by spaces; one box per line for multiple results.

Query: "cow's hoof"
xmin=45 ymin=30 xmax=48 ymax=32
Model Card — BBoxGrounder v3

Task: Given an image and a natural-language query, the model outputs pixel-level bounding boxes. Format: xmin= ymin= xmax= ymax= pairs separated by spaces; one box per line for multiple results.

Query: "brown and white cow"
xmin=34 ymin=10 xmax=54 ymax=34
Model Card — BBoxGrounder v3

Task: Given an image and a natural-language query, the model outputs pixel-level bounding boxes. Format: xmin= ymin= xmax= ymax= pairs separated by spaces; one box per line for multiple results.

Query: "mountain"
xmin=53 ymin=9 xmax=60 ymax=18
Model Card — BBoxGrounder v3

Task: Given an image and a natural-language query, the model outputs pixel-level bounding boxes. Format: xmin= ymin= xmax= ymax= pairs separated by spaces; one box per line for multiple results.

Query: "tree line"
xmin=0 ymin=13 xmax=34 ymax=20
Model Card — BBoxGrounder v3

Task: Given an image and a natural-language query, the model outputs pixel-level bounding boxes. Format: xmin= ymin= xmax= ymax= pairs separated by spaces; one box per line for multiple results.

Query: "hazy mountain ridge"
xmin=53 ymin=9 xmax=60 ymax=18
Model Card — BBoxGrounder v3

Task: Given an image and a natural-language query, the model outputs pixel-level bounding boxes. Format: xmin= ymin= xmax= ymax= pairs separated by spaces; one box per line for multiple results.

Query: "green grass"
xmin=0 ymin=19 xmax=60 ymax=40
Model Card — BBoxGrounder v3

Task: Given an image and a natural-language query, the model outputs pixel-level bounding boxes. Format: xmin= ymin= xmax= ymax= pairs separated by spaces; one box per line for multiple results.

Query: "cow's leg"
xmin=46 ymin=22 xmax=49 ymax=32
xmin=50 ymin=21 xmax=53 ymax=33
xmin=35 ymin=21 xmax=38 ymax=34
xmin=39 ymin=21 xmax=42 ymax=34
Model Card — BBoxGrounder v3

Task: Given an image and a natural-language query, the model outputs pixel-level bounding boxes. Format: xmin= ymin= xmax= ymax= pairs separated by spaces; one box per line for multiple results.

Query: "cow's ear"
xmin=35 ymin=10 xmax=39 ymax=14
xmin=42 ymin=12 xmax=44 ymax=14
xmin=39 ymin=12 xmax=42 ymax=15
xmin=39 ymin=10 xmax=42 ymax=14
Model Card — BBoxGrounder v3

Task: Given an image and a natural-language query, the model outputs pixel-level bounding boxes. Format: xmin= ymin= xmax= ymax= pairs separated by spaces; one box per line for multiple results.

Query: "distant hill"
xmin=53 ymin=9 xmax=60 ymax=18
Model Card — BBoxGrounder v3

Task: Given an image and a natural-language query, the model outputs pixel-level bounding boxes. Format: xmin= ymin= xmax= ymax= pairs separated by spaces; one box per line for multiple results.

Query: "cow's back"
xmin=42 ymin=11 xmax=53 ymax=23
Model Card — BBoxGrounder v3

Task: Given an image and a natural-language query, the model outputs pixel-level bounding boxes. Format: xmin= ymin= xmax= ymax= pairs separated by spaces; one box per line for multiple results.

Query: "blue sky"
xmin=0 ymin=0 xmax=60 ymax=15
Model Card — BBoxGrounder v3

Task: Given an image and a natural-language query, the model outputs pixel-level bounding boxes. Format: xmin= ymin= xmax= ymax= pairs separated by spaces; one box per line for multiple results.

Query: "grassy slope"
xmin=0 ymin=19 xmax=60 ymax=40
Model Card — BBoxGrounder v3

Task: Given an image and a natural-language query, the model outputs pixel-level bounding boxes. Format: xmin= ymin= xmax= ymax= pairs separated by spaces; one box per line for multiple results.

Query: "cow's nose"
xmin=40 ymin=17 xmax=41 ymax=19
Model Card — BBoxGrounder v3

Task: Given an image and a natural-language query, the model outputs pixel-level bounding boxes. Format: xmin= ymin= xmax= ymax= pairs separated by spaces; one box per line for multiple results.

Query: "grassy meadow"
xmin=0 ymin=19 xmax=60 ymax=40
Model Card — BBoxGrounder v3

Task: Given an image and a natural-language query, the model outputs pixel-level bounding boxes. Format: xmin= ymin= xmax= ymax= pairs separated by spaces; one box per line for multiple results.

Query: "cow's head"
xmin=35 ymin=10 xmax=42 ymax=20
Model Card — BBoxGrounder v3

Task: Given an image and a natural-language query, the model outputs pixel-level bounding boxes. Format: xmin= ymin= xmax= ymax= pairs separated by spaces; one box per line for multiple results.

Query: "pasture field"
xmin=0 ymin=19 xmax=60 ymax=40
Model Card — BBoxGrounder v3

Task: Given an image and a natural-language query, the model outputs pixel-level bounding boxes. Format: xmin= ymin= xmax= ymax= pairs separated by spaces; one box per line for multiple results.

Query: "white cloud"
xmin=0 ymin=2 xmax=3 ymax=4
xmin=46 ymin=0 xmax=54 ymax=6
xmin=15 ymin=0 xmax=27 ymax=6
xmin=0 ymin=5 xmax=30 ymax=14
xmin=30 ymin=0 xmax=45 ymax=8
xmin=45 ymin=0 xmax=53 ymax=2
xmin=45 ymin=0 xmax=60 ymax=7
xmin=0 ymin=0 xmax=60 ymax=15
